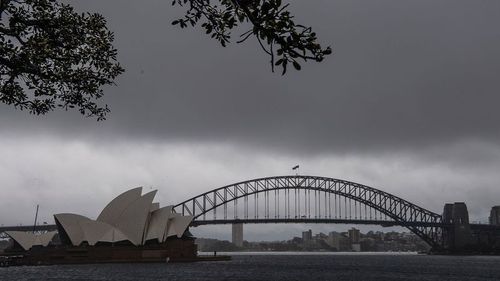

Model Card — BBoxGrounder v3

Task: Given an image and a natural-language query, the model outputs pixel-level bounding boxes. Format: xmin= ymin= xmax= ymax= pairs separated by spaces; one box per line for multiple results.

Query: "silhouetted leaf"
xmin=292 ymin=61 xmax=301 ymax=70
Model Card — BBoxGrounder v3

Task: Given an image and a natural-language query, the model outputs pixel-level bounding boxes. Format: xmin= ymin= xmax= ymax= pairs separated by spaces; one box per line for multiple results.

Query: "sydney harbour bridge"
xmin=2 ymin=175 xmax=500 ymax=252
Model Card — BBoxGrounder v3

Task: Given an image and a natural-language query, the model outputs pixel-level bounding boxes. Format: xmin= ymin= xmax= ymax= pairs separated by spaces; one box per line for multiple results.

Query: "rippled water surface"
xmin=2 ymin=253 xmax=500 ymax=281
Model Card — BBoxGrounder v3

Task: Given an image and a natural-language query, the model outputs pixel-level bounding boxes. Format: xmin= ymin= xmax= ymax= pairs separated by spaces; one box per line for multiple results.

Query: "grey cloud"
xmin=1 ymin=0 xmax=500 ymax=154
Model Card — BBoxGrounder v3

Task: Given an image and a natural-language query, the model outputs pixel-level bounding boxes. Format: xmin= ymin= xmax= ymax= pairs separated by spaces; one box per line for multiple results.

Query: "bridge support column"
xmin=442 ymin=202 xmax=472 ymax=251
xmin=232 ymin=223 xmax=243 ymax=247
xmin=490 ymin=206 xmax=500 ymax=225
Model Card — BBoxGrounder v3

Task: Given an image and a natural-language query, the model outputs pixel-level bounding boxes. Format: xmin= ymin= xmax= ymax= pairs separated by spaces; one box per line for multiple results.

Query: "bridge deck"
xmin=191 ymin=219 xmax=447 ymax=228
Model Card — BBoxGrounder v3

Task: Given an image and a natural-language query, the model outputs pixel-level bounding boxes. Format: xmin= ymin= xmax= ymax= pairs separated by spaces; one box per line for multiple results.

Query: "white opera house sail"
xmin=53 ymin=187 xmax=193 ymax=247
xmin=1 ymin=187 xmax=211 ymax=265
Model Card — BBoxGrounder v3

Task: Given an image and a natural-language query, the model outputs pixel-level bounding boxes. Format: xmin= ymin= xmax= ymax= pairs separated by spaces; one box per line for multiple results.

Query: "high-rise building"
xmin=302 ymin=229 xmax=312 ymax=242
xmin=327 ymin=231 xmax=350 ymax=251
xmin=348 ymin=228 xmax=360 ymax=244
xmin=232 ymin=223 xmax=243 ymax=247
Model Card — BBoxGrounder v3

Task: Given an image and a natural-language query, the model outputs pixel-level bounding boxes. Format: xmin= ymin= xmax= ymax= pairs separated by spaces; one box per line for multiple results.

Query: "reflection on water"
xmin=203 ymin=251 xmax=420 ymax=255
xmin=1 ymin=253 xmax=500 ymax=281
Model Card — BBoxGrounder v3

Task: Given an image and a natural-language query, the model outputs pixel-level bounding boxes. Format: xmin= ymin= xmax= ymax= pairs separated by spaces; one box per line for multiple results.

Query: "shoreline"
xmin=199 ymin=251 xmax=421 ymax=256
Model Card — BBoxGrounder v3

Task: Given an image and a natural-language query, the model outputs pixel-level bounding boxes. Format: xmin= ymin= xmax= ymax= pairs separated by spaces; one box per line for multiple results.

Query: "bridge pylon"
xmin=232 ymin=223 xmax=243 ymax=247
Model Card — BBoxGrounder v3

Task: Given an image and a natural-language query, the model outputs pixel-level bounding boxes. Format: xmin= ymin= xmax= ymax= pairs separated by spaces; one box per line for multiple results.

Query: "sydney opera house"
xmin=2 ymin=187 xmax=201 ymax=264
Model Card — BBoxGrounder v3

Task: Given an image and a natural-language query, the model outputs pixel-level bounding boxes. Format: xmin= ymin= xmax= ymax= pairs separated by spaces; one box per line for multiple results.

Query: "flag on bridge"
xmin=292 ymin=165 xmax=299 ymax=170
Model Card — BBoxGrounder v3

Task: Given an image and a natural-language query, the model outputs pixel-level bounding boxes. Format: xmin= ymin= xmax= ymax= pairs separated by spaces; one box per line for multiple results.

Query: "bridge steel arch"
xmin=174 ymin=175 xmax=444 ymax=249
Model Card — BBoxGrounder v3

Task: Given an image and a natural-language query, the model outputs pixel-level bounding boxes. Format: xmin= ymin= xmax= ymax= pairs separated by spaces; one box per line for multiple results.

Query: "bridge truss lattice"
xmin=174 ymin=175 xmax=444 ymax=249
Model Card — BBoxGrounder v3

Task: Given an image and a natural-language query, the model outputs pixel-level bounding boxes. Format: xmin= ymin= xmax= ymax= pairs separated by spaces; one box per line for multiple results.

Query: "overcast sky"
xmin=1 ymin=0 xmax=500 ymax=241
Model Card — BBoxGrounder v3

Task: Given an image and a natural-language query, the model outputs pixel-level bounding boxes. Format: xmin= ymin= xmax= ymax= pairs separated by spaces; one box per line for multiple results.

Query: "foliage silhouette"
xmin=172 ymin=0 xmax=332 ymax=74
xmin=0 ymin=0 xmax=124 ymax=120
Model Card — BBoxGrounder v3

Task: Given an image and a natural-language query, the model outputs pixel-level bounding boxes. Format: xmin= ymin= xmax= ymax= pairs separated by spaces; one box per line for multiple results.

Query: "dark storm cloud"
xmin=3 ymin=0 xmax=500 ymax=241
xmin=1 ymin=0 xmax=500 ymax=154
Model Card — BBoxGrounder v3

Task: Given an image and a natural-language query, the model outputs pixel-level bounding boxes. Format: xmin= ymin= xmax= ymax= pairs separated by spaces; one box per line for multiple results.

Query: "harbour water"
xmin=1 ymin=252 xmax=500 ymax=281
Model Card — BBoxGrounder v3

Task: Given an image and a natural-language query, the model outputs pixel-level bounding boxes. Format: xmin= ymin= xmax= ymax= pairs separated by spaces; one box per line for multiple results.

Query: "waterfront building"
xmin=327 ymin=231 xmax=350 ymax=251
xmin=302 ymin=229 xmax=312 ymax=242
xmin=348 ymin=228 xmax=360 ymax=244
xmin=351 ymin=243 xmax=361 ymax=252
xmin=3 ymin=187 xmax=202 ymax=264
